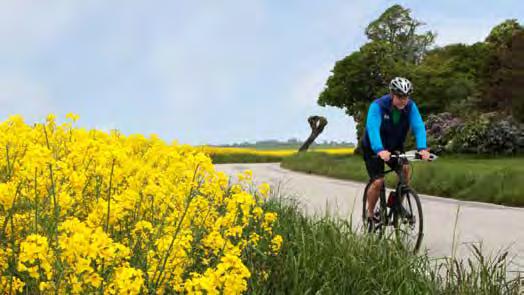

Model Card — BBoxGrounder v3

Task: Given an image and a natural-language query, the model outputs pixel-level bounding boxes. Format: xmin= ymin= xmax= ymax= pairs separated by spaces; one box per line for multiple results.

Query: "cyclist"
xmin=361 ymin=77 xmax=430 ymax=224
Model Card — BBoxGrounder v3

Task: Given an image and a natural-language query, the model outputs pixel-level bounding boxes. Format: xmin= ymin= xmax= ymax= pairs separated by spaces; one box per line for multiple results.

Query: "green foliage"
xmin=412 ymin=43 xmax=488 ymax=115
xmin=318 ymin=4 xmax=524 ymax=152
xmin=478 ymin=21 xmax=524 ymax=117
xmin=450 ymin=114 xmax=524 ymax=155
xmin=425 ymin=112 xmax=523 ymax=155
xmin=512 ymin=30 xmax=524 ymax=122
xmin=449 ymin=116 xmax=490 ymax=153
xmin=425 ymin=113 xmax=463 ymax=153
xmin=365 ymin=4 xmax=435 ymax=64
xmin=251 ymin=198 xmax=521 ymax=294
xmin=255 ymin=199 xmax=439 ymax=294
xmin=485 ymin=19 xmax=523 ymax=48
xmin=318 ymin=4 xmax=435 ymax=147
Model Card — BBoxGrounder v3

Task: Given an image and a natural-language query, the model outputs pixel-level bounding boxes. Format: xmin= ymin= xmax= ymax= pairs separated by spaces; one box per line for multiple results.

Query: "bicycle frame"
xmin=380 ymin=154 xmax=412 ymax=225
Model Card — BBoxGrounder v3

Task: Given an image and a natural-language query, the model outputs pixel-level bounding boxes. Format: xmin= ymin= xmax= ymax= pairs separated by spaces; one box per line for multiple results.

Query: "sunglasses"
xmin=394 ymin=94 xmax=409 ymax=101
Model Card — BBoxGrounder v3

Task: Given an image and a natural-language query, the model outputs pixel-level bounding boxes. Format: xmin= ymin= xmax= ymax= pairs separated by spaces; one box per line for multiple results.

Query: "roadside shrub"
xmin=449 ymin=115 xmax=490 ymax=153
xmin=484 ymin=118 xmax=524 ymax=154
xmin=423 ymin=112 xmax=524 ymax=155
xmin=425 ymin=112 xmax=463 ymax=153
xmin=450 ymin=114 xmax=524 ymax=154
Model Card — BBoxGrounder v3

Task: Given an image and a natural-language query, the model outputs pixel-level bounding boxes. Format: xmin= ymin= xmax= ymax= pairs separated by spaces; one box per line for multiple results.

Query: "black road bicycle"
xmin=362 ymin=150 xmax=437 ymax=253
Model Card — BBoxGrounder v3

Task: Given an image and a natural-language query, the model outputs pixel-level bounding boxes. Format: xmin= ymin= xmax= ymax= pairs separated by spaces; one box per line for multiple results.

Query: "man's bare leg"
xmin=366 ymin=177 xmax=384 ymax=218
xmin=402 ymin=164 xmax=410 ymax=185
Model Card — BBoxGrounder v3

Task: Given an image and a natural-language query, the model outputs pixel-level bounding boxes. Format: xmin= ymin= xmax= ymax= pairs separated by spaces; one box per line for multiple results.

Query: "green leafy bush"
xmin=425 ymin=112 xmax=463 ymax=153
xmin=450 ymin=115 xmax=490 ymax=153
xmin=484 ymin=118 xmax=524 ymax=154
xmin=450 ymin=114 xmax=523 ymax=154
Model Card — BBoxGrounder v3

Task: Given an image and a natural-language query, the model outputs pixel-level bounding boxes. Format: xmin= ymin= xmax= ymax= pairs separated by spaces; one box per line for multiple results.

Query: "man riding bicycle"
xmin=362 ymin=77 xmax=430 ymax=225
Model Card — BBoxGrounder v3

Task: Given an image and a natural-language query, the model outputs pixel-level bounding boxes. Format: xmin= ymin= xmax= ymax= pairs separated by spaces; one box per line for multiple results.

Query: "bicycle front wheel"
xmin=393 ymin=188 xmax=424 ymax=253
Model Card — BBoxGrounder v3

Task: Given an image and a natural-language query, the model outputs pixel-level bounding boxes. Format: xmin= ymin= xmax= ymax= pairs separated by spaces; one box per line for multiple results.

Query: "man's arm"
xmin=366 ymin=102 xmax=384 ymax=154
xmin=409 ymin=101 xmax=427 ymax=151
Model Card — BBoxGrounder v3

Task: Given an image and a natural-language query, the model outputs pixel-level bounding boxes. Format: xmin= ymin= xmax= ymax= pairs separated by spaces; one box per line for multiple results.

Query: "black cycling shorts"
xmin=363 ymin=151 xmax=402 ymax=180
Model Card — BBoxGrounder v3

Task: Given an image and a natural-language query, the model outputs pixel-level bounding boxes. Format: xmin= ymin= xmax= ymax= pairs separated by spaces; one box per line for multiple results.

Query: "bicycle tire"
xmin=393 ymin=187 xmax=424 ymax=253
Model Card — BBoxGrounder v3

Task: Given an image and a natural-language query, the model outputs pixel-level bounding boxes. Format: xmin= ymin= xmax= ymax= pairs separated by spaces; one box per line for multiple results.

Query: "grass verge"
xmin=249 ymin=197 xmax=522 ymax=294
xmin=210 ymin=153 xmax=284 ymax=164
xmin=206 ymin=147 xmax=354 ymax=164
xmin=281 ymin=152 xmax=524 ymax=207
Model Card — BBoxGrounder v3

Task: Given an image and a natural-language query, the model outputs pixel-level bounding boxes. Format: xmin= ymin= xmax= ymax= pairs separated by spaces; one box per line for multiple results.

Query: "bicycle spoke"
xmin=406 ymin=193 xmax=415 ymax=220
xmin=394 ymin=189 xmax=423 ymax=253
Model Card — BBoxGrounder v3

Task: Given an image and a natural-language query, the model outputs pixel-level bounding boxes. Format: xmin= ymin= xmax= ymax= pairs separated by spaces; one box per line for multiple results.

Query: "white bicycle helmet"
xmin=389 ymin=77 xmax=413 ymax=96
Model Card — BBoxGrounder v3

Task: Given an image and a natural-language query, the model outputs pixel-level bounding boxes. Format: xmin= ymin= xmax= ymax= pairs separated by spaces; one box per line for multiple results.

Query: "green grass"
xmin=217 ymin=143 xmax=355 ymax=150
xmin=210 ymin=153 xmax=284 ymax=164
xmin=281 ymin=152 xmax=524 ymax=207
xmin=249 ymin=198 xmax=522 ymax=294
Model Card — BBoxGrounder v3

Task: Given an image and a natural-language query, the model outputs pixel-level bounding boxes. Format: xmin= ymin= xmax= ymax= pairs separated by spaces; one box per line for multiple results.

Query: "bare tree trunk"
xmin=299 ymin=116 xmax=328 ymax=152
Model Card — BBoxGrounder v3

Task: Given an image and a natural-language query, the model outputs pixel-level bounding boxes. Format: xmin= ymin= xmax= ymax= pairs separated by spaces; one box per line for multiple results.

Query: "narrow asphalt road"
xmin=216 ymin=163 xmax=524 ymax=275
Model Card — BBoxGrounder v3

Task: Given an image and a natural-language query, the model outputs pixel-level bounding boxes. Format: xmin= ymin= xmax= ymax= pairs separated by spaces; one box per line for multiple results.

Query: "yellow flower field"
xmin=0 ymin=114 xmax=280 ymax=294
xmin=198 ymin=146 xmax=355 ymax=157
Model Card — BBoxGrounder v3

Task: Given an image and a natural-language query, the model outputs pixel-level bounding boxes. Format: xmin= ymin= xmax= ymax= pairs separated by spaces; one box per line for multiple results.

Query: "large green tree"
xmin=318 ymin=4 xmax=434 ymax=144
xmin=512 ymin=30 xmax=524 ymax=122
xmin=365 ymin=4 xmax=435 ymax=64
xmin=478 ymin=19 xmax=524 ymax=118
xmin=412 ymin=43 xmax=489 ymax=116
xmin=485 ymin=19 xmax=522 ymax=48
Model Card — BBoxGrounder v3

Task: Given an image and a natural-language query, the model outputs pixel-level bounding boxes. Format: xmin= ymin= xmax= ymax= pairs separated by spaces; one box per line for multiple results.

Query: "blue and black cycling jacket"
xmin=362 ymin=94 xmax=427 ymax=154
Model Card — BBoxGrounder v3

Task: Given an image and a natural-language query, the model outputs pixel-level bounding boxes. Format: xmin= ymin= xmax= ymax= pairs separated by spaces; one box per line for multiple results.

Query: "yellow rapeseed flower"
xmin=0 ymin=114 xmax=282 ymax=293
xmin=270 ymin=235 xmax=283 ymax=253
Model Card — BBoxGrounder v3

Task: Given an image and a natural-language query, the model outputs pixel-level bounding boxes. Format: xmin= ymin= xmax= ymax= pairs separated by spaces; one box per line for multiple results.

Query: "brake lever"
xmin=416 ymin=152 xmax=438 ymax=161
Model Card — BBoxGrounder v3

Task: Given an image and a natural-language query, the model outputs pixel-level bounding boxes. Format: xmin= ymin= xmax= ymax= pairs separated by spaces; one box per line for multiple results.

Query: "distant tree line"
xmin=220 ymin=139 xmax=355 ymax=149
xmin=318 ymin=5 xmax=523 ymax=154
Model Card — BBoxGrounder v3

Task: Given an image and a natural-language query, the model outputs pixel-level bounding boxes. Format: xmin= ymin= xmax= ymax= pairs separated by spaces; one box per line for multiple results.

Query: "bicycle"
xmin=362 ymin=150 xmax=437 ymax=253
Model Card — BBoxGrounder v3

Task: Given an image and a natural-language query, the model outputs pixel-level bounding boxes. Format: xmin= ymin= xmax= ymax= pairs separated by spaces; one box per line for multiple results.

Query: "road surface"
xmin=216 ymin=163 xmax=524 ymax=275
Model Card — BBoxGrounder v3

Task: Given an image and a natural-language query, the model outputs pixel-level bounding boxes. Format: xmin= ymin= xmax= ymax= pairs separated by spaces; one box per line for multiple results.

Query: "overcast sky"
xmin=1 ymin=1 xmax=522 ymax=145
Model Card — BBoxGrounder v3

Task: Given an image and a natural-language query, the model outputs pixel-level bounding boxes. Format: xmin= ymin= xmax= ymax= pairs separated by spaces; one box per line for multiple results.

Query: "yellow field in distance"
xmin=198 ymin=146 xmax=355 ymax=157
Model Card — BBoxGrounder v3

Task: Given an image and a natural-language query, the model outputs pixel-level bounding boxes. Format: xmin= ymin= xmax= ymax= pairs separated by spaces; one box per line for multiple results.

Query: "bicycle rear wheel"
xmin=393 ymin=188 xmax=424 ymax=253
